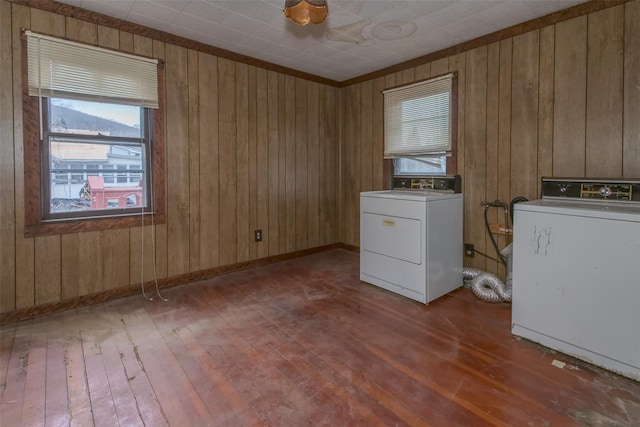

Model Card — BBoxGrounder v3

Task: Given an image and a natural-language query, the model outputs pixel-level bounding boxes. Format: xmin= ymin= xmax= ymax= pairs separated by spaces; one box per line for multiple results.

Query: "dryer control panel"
xmin=393 ymin=175 xmax=461 ymax=193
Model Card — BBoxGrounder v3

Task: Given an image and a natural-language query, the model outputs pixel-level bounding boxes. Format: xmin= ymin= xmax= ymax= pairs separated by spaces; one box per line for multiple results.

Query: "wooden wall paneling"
xmin=97 ymin=24 xmax=118 ymax=49
xmin=197 ymin=52 xmax=219 ymax=270
xmin=323 ymin=87 xmax=337 ymax=245
xmin=449 ymin=53 xmax=465 ymax=186
xmin=284 ymin=75 xmax=296 ymax=253
xmin=414 ymin=63 xmax=430 ymax=81
xmin=36 ymin=236 xmax=61 ymax=304
xmin=340 ymin=86 xmax=356 ymax=245
xmin=381 ymin=73 xmax=396 ymax=198
xmin=129 ymin=33 xmax=155 ymax=284
xmin=431 ymin=58 xmax=449 ymax=77
xmin=188 ymin=49 xmax=201 ymax=271
xmin=484 ymin=42 xmax=501 ymax=277
xmin=336 ymin=87 xmax=344 ymax=244
xmin=586 ymin=6 xmax=624 ymax=177
xmin=360 ymin=80 xmax=373 ymax=194
xmin=29 ymin=8 xmax=65 ymax=37
xmin=30 ymin=7 xmax=66 ymax=304
xmin=355 ymin=83 xmax=363 ymax=246
xmin=267 ymin=71 xmax=280 ymax=256
xmin=511 ymin=31 xmax=539 ymax=201
xmin=352 ymin=84 xmax=362 ymax=246
xmin=317 ymin=85 xmax=327 ymax=246
xmin=402 ymin=68 xmax=414 ymax=85
xmin=450 ymin=53 xmax=464 ymax=270
xmin=247 ymin=65 xmax=257 ymax=261
xmin=12 ymin=3 xmax=35 ymax=310
xmin=394 ymin=71 xmax=404 ymax=86
xmin=255 ymin=68 xmax=269 ymax=259
xmin=294 ymin=78 xmax=308 ymax=251
xmin=60 ymin=233 xmax=79 ymax=300
xmin=247 ymin=65 xmax=258 ymax=259
xmin=129 ymin=224 xmax=154 ymax=286
xmin=152 ymin=39 xmax=168 ymax=279
xmin=101 ymin=229 xmax=129 ymax=291
xmin=1 ymin=0 xmax=16 ymax=312
xmin=79 ymin=231 xmax=103 ymax=294
xmin=307 ymin=81 xmax=320 ymax=248
xmin=235 ymin=63 xmax=249 ymax=263
xmin=165 ymin=43 xmax=190 ymax=276
xmin=133 ymin=34 xmax=152 ymax=57
xmin=537 ymin=26 xmax=555 ymax=194
xmin=463 ymin=47 xmax=488 ymax=270
xmin=335 ymin=88 xmax=344 ymax=244
xmin=218 ymin=58 xmax=237 ymax=266
xmin=119 ymin=31 xmax=133 ymax=52
xmin=553 ymin=16 xmax=587 ymax=176
xmin=497 ymin=39 xmax=512 ymax=224
xmin=277 ymin=74 xmax=287 ymax=254
xmin=624 ymin=0 xmax=640 ymax=177
xmin=65 ymin=16 xmax=96 ymax=43
xmin=371 ymin=77 xmax=385 ymax=191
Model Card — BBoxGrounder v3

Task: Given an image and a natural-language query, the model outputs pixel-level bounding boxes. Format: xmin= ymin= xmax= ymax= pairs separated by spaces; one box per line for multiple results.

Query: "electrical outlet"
xmin=464 ymin=243 xmax=475 ymax=258
xmin=254 ymin=229 xmax=262 ymax=242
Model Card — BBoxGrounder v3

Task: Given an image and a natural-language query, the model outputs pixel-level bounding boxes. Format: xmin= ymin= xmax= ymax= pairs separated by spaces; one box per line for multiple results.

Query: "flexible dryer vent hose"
xmin=462 ymin=267 xmax=512 ymax=303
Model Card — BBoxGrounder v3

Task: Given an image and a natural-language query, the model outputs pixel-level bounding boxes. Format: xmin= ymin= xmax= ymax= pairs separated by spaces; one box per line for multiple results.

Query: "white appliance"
xmin=512 ymin=177 xmax=640 ymax=381
xmin=360 ymin=176 xmax=463 ymax=304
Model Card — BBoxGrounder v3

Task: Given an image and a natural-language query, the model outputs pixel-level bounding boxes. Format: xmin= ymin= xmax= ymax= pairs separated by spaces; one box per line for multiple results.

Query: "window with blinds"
xmin=383 ymin=73 xmax=454 ymax=168
xmin=25 ymin=31 xmax=160 ymax=222
xmin=26 ymin=31 xmax=159 ymax=108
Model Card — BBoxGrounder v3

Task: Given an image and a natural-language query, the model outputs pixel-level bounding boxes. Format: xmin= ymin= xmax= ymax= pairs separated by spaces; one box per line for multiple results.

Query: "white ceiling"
xmin=56 ymin=0 xmax=586 ymax=82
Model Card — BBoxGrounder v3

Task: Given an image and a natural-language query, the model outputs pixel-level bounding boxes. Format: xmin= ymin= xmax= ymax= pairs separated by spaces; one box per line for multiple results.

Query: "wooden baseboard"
xmin=0 ymin=243 xmax=355 ymax=325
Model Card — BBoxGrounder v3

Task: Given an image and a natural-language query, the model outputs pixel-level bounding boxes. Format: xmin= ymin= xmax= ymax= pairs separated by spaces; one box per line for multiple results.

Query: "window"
xmin=23 ymin=31 xmax=165 ymax=236
xmin=384 ymin=73 xmax=456 ymax=176
xmin=43 ymin=97 xmax=150 ymax=218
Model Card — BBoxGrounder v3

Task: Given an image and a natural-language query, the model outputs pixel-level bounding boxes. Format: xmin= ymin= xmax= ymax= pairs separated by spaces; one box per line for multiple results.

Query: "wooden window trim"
xmin=21 ymin=36 xmax=165 ymax=237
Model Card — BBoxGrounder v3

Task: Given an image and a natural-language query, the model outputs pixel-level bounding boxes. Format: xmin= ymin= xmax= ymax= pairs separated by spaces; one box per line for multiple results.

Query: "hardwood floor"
xmin=1 ymin=249 xmax=639 ymax=426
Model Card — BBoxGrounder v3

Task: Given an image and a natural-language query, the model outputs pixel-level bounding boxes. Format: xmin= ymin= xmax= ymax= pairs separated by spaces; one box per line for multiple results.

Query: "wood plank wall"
xmin=0 ymin=0 xmax=338 ymax=314
xmin=1 ymin=0 xmax=638 ymax=315
xmin=339 ymin=2 xmax=640 ymax=277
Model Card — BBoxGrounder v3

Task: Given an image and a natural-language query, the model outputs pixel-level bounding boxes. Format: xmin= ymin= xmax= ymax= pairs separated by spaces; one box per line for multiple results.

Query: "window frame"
xmin=41 ymin=97 xmax=153 ymax=221
xmin=383 ymin=72 xmax=458 ymax=183
xmin=22 ymin=34 xmax=165 ymax=237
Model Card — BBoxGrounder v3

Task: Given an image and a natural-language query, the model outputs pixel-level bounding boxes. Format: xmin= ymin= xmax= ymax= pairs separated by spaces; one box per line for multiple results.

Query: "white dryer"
xmin=360 ymin=176 xmax=463 ymax=304
xmin=512 ymin=177 xmax=640 ymax=381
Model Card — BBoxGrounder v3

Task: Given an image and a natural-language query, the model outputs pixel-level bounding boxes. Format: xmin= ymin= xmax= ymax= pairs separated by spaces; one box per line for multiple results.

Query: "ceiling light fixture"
xmin=284 ymin=0 xmax=328 ymax=26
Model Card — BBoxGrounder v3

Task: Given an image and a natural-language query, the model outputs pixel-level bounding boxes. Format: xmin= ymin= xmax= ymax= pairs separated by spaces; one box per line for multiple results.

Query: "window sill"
xmin=24 ymin=213 xmax=166 ymax=238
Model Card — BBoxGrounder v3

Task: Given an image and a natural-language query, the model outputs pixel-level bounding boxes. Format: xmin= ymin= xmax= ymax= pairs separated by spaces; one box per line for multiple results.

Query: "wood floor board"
xmin=20 ymin=321 xmax=46 ymax=426
xmin=61 ymin=309 xmax=94 ymax=427
xmin=1 ymin=249 xmax=639 ymax=426
xmin=194 ymin=284 xmax=395 ymax=426
xmin=116 ymin=299 xmax=215 ymax=426
xmin=0 ymin=324 xmax=16 ymax=399
xmin=43 ymin=314 xmax=70 ymax=427
xmin=0 ymin=321 xmax=30 ymax=426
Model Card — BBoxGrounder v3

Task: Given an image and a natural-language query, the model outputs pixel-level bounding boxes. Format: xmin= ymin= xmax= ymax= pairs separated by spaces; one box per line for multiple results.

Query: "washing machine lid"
xmin=360 ymin=189 xmax=462 ymax=202
xmin=514 ymin=199 xmax=640 ymax=222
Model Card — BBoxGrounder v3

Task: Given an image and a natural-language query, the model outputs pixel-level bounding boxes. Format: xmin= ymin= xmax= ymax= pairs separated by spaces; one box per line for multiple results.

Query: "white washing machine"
xmin=512 ymin=177 xmax=640 ymax=381
xmin=360 ymin=176 xmax=463 ymax=304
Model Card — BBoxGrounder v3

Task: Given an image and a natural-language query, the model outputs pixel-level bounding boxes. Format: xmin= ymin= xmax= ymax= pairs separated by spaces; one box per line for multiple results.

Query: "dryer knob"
xmin=599 ymin=186 xmax=612 ymax=197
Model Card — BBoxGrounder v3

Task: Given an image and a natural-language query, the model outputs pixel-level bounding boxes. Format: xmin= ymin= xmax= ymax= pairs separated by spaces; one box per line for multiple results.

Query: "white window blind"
xmin=26 ymin=31 xmax=159 ymax=108
xmin=383 ymin=73 xmax=453 ymax=158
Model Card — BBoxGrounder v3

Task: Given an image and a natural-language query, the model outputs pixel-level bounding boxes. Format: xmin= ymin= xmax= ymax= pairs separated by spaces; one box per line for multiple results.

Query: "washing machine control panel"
xmin=541 ymin=177 xmax=640 ymax=202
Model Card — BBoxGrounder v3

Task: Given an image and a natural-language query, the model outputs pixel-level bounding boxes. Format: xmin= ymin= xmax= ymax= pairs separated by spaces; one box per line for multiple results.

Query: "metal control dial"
xmin=599 ymin=186 xmax=612 ymax=197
